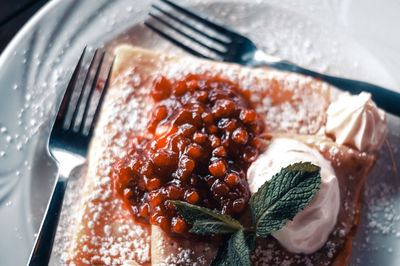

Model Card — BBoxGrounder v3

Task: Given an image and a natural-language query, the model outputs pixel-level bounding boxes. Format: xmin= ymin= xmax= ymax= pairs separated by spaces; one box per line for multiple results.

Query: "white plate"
xmin=0 ymin=0 xmax=399 ymax=265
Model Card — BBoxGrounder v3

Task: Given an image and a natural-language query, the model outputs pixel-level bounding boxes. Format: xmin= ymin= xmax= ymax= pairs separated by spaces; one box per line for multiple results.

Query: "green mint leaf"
xmin=249 ymin=162 xmax=321 ymax=238
xmin=210 ymin=236 xmax=230 ymax=266
xmin=190 ymin=219 xmax=240 ymax=235
xmin=211 ymin=230 xmax=255 ymax=266
xmin=169 ymin=200 xmax=243 ymax=235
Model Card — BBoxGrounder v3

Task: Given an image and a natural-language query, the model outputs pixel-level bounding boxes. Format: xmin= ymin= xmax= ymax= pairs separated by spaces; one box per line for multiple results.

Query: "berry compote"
xmin=112 ymin=74 xmax=264 ymax=236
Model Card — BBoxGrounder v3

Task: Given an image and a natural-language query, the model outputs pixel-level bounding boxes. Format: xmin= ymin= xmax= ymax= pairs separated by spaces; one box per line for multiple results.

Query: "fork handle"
xmin=28 ymin=174 xmax=68 ymax=266
xmin=255 ymin=59 xmax=400 ymax=116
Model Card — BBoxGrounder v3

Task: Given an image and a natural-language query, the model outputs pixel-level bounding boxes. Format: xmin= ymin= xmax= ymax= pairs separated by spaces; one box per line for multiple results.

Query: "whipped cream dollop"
xmin=247 ymin=138 xmax=340 ymax=254
xmin=325 ymin=92 xmax=386 ymax=152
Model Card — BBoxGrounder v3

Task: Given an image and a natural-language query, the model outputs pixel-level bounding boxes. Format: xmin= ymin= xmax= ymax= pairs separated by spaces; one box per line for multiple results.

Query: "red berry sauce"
xmin=112 ymin=74 xmax=264 ymax=236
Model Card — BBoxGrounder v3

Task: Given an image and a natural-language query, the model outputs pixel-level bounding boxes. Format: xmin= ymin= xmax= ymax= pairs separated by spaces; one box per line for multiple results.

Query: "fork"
xmin=145 ymin=0 xmax=400 ymax=116
xmin=28 ymin=48 xmax=113 ymax=266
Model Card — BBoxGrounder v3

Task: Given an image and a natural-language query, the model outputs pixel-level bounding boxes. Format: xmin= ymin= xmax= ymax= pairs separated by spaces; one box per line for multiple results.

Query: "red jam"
xmin=112 ymin=74 xmax=264 ymax=236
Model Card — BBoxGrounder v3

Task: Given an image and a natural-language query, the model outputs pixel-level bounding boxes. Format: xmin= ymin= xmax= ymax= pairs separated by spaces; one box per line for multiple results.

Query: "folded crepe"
xmin=67 ymin=45 xmax=376 ymax=265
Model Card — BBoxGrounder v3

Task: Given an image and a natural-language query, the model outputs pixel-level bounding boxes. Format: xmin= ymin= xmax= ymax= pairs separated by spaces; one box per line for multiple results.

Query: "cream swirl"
xmin=247 ymin=138 xmax=340 ymax=254
xmin=325 ymin=92 xmax=386 ymax=152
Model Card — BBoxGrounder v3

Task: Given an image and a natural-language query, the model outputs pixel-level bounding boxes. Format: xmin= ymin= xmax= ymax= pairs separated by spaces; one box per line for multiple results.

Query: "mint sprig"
xmin=169 ymin=162 xmax=321 ymax=266
xmin=211 ymin=230 xmax=255 ymax=266
xmin=168 ymin=200 xmax=243 ymax=235
xmin=250 ymin=162 xmax=321 ymax=237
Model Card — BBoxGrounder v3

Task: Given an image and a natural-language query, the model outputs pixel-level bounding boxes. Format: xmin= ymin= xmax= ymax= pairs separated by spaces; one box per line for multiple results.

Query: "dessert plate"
xmin=0 ymin=0 xmax=399 ymax=265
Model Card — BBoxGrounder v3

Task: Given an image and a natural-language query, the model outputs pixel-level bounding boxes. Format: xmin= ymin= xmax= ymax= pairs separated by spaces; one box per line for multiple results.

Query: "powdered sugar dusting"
xmin=350 ymin=115 xmax=400 ymax=265
xmin=54 ymin=43 xmax=382 ymax=265
xmin=0 ymin=1 xmax=397 ymax=266
xmin=45 ymin=2 xmax=398 ymax=265
xmin=162 ymin=55 xmax=330 ymax=135
xmin=152 ymin=225 xmax=213 ymax=266
xmin=52 ymin=64 xmax=152 ymax=265
xmin=155 ymin=248 xmax=208 ymax=266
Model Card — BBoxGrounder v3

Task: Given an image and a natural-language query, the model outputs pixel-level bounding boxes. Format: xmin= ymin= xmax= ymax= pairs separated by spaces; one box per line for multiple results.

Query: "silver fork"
xmin=145 ymin=0 xmax=400 ymax=116
xmin=28 ymin=48 xmax=113 ymax=266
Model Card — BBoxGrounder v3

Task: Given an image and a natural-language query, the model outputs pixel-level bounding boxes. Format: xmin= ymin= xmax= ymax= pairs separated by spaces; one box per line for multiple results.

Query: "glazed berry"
xmin=154 ymin=105 xmax=168 ymax=121
xmin=240 ymin=109 xmax=256 ymax=123
xmin=211 ymin=180 xmax=229 ymax=197
xmin=146 ymin=177 xmax=161 ymax=190
xmin=139 ymin=203 xmax=150 ymax=217
xmin=225 ymin=173 xmax=239 ymax=187
xmin=156 ymin=215 xmax=169 ymax=231
xmin=151 ymin=76 xmax=171 ymax=101
xmin=232 ymin=198 xmax=245 ymax=213
xmin=172 ymin=217 xmax=187 ymax=234
xmin=180 ymin=156 xmax=195 ymax=173
xmin=202 ymin=112 xmax=213 ymax=124
xmin=192 ymin=132 xmax=207 ymax=144
xmin=210 ymin=135 xmax=221 ymax=149
xmin=207 ymin=124 xmax=218 ymax=134
xmin=185 ymin=190 xmax=200 ymax=204
xmin=187 ymin=80 xmax=198 ymax=92
xmin=232 ymin=128 xmax=248 ymax=144
xmin=212 ymin=146 xmax=227 ymax=157
xmin=186 ymin=144 xmax=202 ymax=159
xmin=209 ymin=160 xmax=227 ymax=177
xmin=173 ymin=81 xmax=187 ymax=96
xmin=196 ymin=90 xmax=208 ymax=102
xmin=166 ymin=185 xmax=183 ymax=200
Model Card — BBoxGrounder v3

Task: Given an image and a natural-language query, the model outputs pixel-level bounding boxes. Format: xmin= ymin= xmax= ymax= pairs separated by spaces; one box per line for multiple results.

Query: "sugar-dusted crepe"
xmin=67 ymin=45 xmax=381 ymax=265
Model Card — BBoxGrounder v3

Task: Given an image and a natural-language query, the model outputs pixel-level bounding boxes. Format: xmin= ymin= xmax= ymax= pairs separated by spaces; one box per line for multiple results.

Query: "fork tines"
xmin=55 ymin=48 xmax=113 ymax=137
xmin=145 ymin=0 xmax=234 ymax=60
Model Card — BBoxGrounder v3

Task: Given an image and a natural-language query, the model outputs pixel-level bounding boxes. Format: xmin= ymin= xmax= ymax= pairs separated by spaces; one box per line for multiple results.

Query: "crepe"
xmin=67 ymin=45 xmax=376 ymax=265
